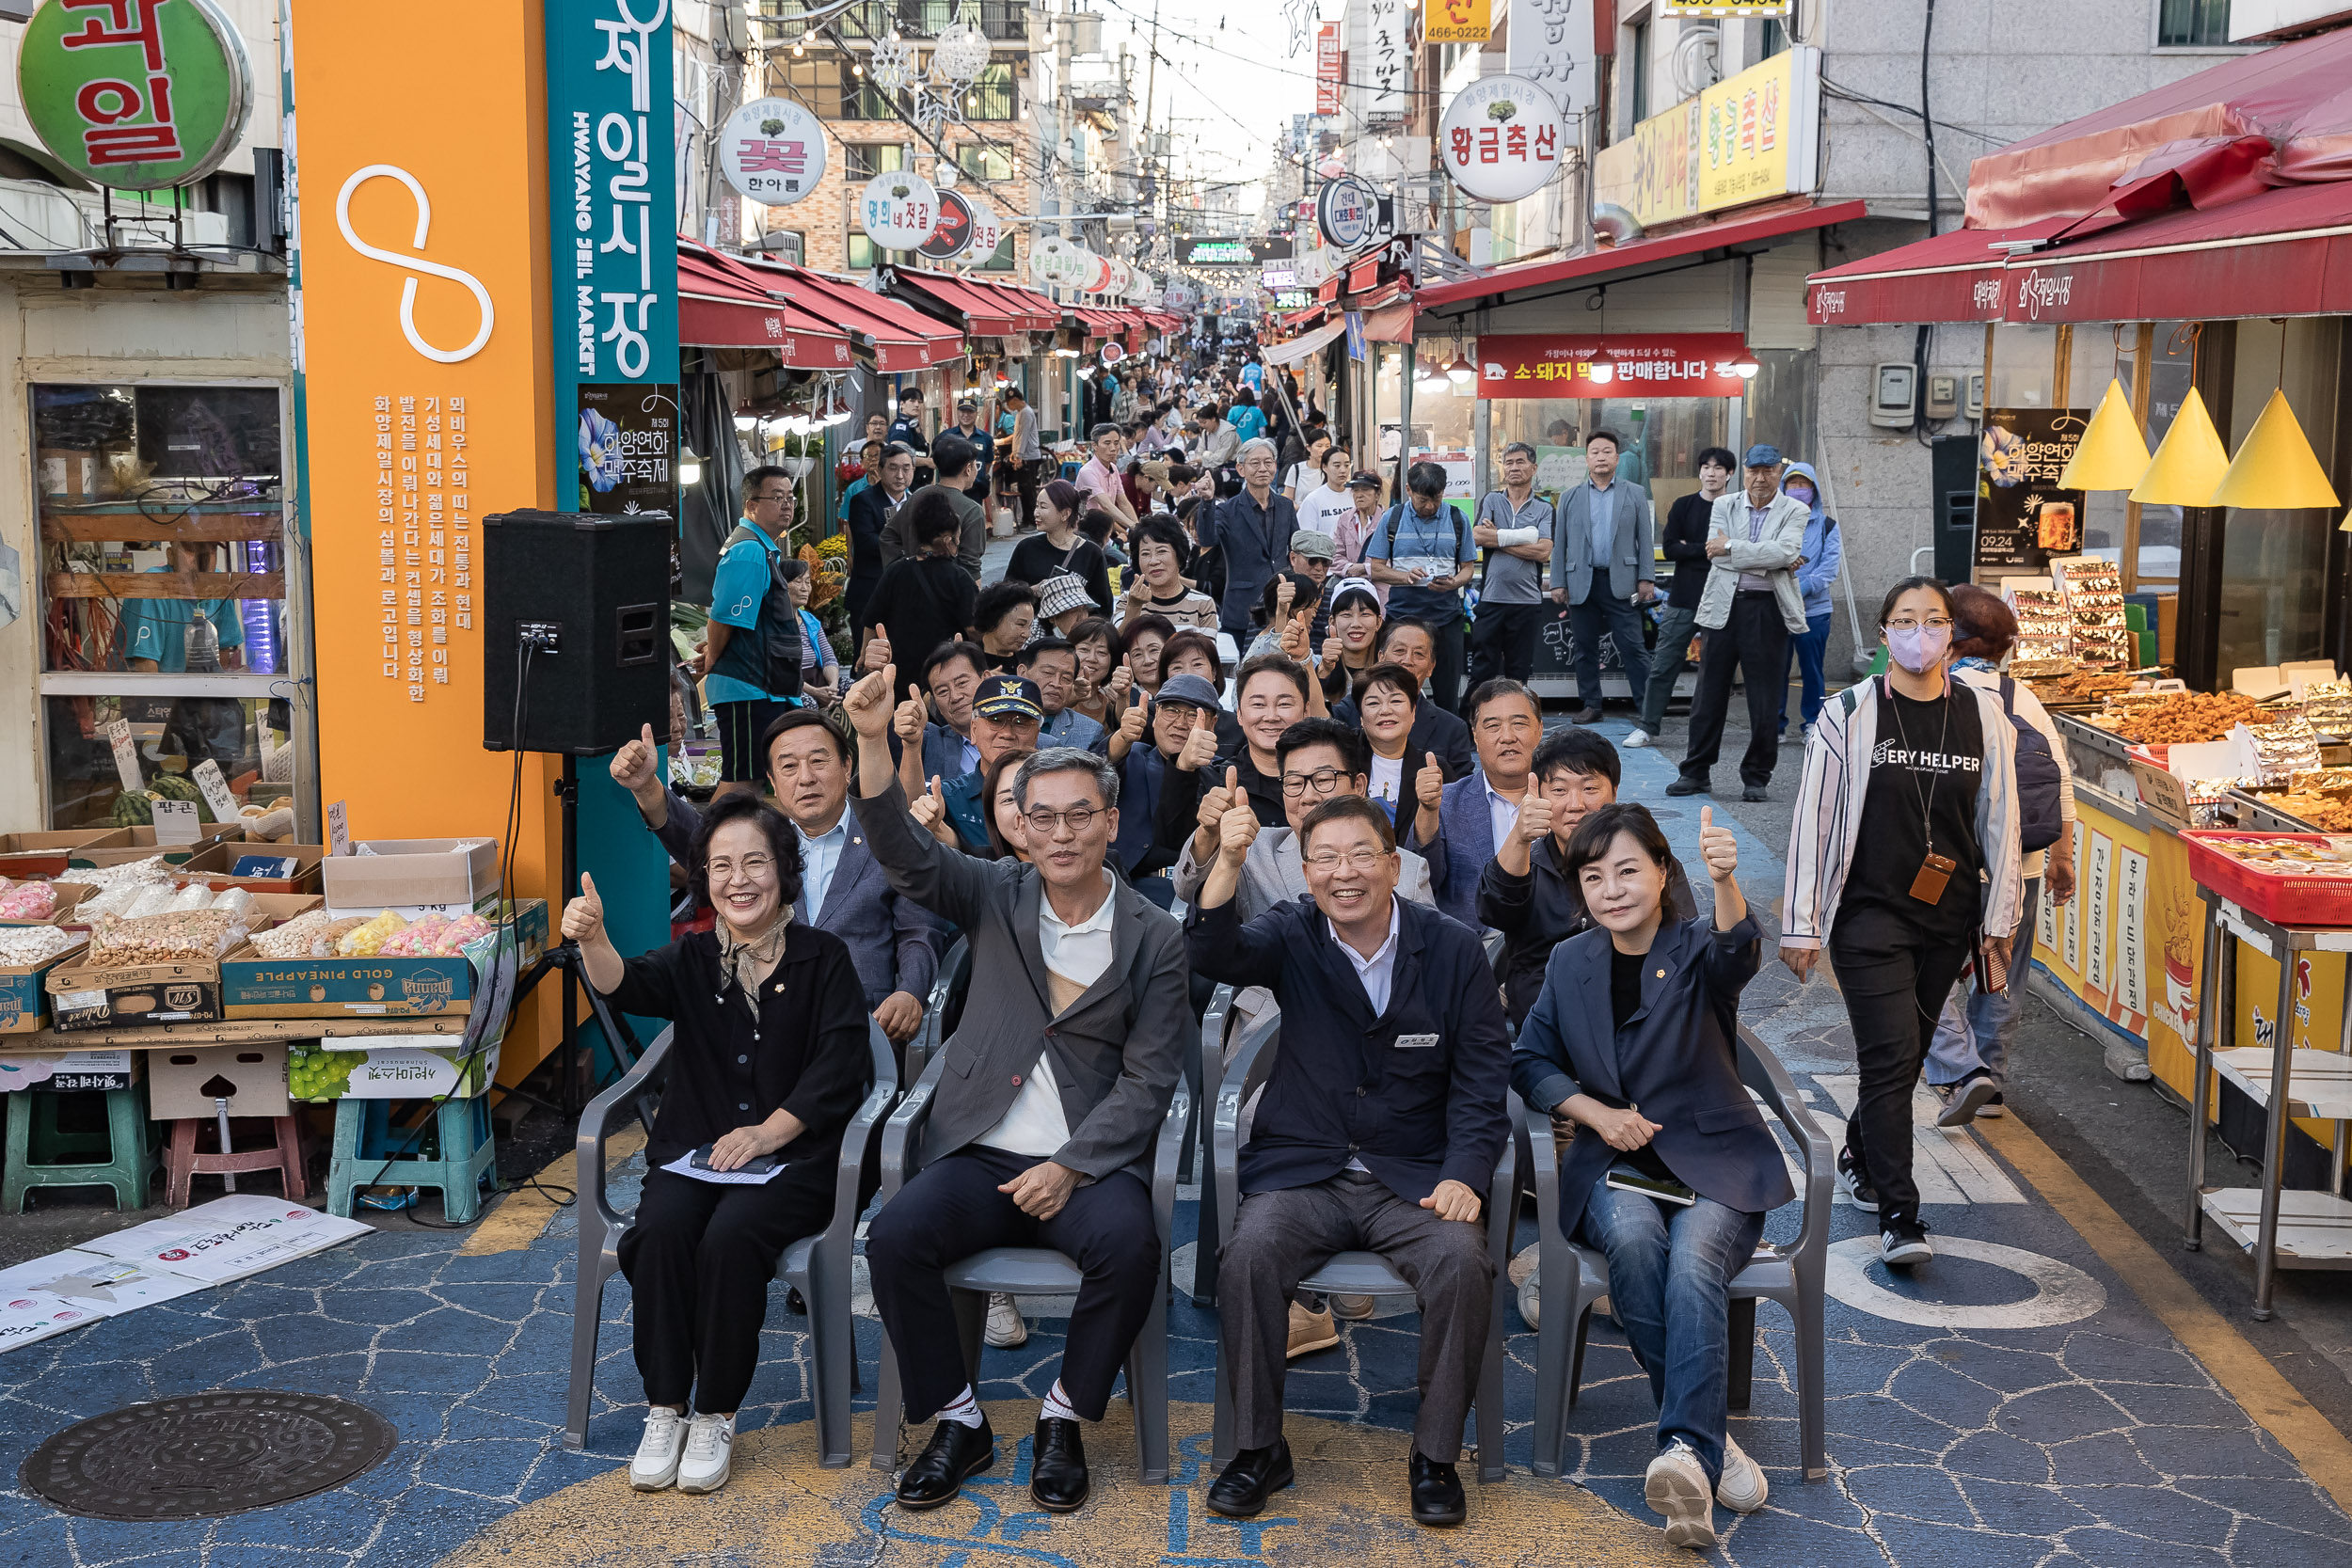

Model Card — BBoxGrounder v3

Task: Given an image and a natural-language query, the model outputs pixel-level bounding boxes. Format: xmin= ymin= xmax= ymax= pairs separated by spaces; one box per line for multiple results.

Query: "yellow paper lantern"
xmin=2058 ymin=379 xmax=2152 ymax=491
xmin=2129 ymin=387 xmax=2231 ymax=506
xmin=2209 ymin=388 xmax=2341 ymax=511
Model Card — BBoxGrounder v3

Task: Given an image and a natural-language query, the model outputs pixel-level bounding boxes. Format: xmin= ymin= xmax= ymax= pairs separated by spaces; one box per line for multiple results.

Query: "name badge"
xmin=1394 ymin=1033 xmax=1439 ymax=1050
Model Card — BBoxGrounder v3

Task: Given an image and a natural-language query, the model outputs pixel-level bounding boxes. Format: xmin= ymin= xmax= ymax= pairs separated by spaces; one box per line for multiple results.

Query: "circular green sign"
xmin=18 ymin=0 xmax=253 ymax=192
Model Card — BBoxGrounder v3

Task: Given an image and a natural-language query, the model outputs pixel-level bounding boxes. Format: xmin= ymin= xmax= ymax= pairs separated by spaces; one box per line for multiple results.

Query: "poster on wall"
xmin=1975 ymin=406 xmax=2088 ymax=575
xmin=576 ymin=384 xmax=678 ymax=515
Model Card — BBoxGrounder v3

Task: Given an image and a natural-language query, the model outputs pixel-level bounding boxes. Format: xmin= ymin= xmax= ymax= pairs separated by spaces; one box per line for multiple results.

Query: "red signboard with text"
xmin=1475 ymin=333 xmax=1753 ymax=397
xmin=1315 ymin=24 xmax=1343 ymax=115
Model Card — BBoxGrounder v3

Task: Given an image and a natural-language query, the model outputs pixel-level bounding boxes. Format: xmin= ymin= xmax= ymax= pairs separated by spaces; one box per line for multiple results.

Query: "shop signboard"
xmin=919 ymin=188 xmax=979 ymax=262
xmin=1427 ymin=0 xmax=1493 ymax=42
xmin=1974 ymin=407 xmax=2088 ymax=575
xmin=1592 ymin=45 xmax=1820 ymax=229
xmin=1355 ymin=0 xmax=1411 ymax=129
xmin=18 ymin=0 xmax=254 ymax=191
xmin=1660 ymin=1 xmax=1788 ymax=12
xmin=1475 ymin=333 xmax=1753 ymax=398
xmin=715 ymin=95 xmax=825 ymax=207
xmin=548 ymin=0 xmax=679 ymax=528
xmin=1314 ymin=21 xmax=1343 ymax=115
xmin=1503 ymin=0 xmax=1595 ymax=122
xmin=1438 ymin=74 xmax=1567 ymax=205
xmin=1317 ymin=176 xmax=1381 ymax=250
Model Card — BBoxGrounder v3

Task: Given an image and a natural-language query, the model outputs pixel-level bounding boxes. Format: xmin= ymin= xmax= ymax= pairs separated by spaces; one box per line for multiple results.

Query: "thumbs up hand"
xmin=909 ymin=774 xmax=948 ymax=833
xmin=893 ymin=683 xmax=928 ymax=744
xmin=843 ymin=664 xmax=896 ymax=737
xmin=562 ymin=871 xmax=606 ymax=944
xmin=1198 ymin=763 xmax=1241 ymax=833
xmin=1698 ymin=805 xmax=1739 ymax=883
xmin=1515 ymin=792 xmax=1554 ymax=847
xmin=1176 ymin=714 xmax=1220 ymax=773
xmin=609 ymin=723 xmax=660 ymax=795
xmin=1415 ymin=751 xmax=1447 ymax=811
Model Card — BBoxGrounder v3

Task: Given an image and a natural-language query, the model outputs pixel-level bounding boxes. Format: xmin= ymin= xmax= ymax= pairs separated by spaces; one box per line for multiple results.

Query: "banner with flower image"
xmin=577 ymin=382 xmax=680 ymax=515
xmin=1974 ymin=406 xmax=2088 ymax=576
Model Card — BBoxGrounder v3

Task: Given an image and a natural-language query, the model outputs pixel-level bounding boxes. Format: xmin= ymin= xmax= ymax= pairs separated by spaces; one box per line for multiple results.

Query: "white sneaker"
xmin=984 ymin=1292 xmax=1028 ymax=1348
xmin=1716 ymin=1435 xmax=1769 ymax=1513
xmin=1623 ymin=727 xmax=1653 ymax=749
xmin=629 ymin=1406 xmax=686 ymax=1491
xmin=676 ymin=1412 xmax=735 ymax=1494
xmin=1645 ymin=1439 xmax=1717 ymax=1549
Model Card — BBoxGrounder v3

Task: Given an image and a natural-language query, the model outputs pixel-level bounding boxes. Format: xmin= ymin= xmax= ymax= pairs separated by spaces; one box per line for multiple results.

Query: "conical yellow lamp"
xmin=2130 ymin=386 xmax=2231 ymax=505
xmin=2210 ymin=388 xmax=2340 ymax=510
xmin=2058 ymin=379 xmax=2151 ymax=490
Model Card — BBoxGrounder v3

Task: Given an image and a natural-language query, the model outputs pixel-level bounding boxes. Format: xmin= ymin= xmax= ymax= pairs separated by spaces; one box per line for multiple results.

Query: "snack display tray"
xmin=2179 ymin=831 xmax=2352 ymax=927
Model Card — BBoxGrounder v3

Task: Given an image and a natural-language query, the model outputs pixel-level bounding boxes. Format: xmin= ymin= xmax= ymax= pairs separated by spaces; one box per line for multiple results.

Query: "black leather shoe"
xmin=1206 ymin=1439 xmax=1295 ymax=1518
xmin=1410 ymin=1449 xmax=1467 ymax=1528
xmin=1665 ymin=775 xmax=1708 ymax=797
xmin=1742 ymin=784 xmax=1771 ymax=802
xmin=895 ymin=1416 xmax=994 ymax=1510
xmin=1567 ymin=707 xmax=1604 ymax=725
xmin=1030 ymin=1418 xmax=1089 ymax=1513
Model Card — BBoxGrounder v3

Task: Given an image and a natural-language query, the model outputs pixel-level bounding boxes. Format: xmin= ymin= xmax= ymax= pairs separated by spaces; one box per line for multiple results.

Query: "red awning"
xmin=1805 ymin=220 xmax=2069 ymax=326
xmin=676 ymin=244 xmax=852 ymax=368
xmin=727 ymin=253 xmax=966 ymax=372
xmin=887 ymin=267 xmax=1057 ymax=335
xmin=1415 ymin=200 xmax=1870 ymax=316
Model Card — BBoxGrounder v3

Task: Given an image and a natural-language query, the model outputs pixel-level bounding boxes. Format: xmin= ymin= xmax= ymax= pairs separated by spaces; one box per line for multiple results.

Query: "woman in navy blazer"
xmin=1510 ymin=802 xmax=1791 ymax=1552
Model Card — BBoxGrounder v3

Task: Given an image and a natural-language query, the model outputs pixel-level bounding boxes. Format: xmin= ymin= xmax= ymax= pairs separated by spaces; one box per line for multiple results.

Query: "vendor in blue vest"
xmin=699 ymin=466 xmax=805 ymax=800
xmin=1365 ymin=461 xmax=1477 ymax=715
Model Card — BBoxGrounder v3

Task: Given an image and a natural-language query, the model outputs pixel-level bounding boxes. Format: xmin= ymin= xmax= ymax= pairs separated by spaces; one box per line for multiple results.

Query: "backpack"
xmin=707 ymin=525 xmax=803 ymax=701
xmin=1383 ymin=500 xmax=1469 ymax=583
xmin=1997 ymin=675 xmax=2065 ymax=851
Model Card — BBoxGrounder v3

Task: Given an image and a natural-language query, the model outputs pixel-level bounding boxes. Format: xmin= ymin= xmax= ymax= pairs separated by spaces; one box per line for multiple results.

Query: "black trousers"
xmin=1427 ymin=614 xmax=1468 ymax=715
xmin=866 ymin=1146 xmax=1160 ymax=1424
xmin=618 ymin=1164 xmax=836 ymax=1414
xmin=1014 ymin=459 xmax=1044 ymax=531
xmin=1678 ymin=593 xmax=1792 ymax=788
xmin=1829 ymin=912 xmax=1975 ymax=1218
xmin=1467 ymin=601 xmax=1543 ymax=688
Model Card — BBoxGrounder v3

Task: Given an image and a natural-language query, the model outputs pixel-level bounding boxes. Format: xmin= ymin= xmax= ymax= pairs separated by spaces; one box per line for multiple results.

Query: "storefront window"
xmin=1988 ymin=323 xmax=2058 ymax=408
xmin=2217 ymin=316 xmax=2339 ymax=678
xmin=31 ymin=381 xmax=299 ymax=827
xmin=1487 ymin=395 xmax=1729 ymax=514
xmin=2127 ymin=322 xmax=2200 ymax=591
xmin=2067 ymin=325 xmax=2134 ymax=573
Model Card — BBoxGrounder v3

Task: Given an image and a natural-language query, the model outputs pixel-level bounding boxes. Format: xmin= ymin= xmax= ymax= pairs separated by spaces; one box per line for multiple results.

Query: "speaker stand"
xmin=508 ymin=755 xmax=641 ymax=1120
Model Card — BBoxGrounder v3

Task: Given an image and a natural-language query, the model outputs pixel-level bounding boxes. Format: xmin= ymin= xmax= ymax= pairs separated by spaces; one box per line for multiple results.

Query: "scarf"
xmin=716 ymin=911 xmax=792 ymax=1016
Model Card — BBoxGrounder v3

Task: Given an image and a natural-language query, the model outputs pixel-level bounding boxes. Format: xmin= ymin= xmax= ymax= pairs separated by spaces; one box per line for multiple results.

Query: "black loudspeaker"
xmin=482 ymin=509 xmax=672 ymax=755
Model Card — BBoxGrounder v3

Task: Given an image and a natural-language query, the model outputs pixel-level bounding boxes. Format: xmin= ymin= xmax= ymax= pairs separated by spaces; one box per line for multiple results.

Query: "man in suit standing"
xmin=1189 ymin=793 xmax=1511 ymax=1528
xmin=1400 ymin=679 xmax=1545 ymax=929
xmin=605 ymin=714 xmax=939 ymax=1050
xmin=1549 ymin=429 xmax=1655 ymax=724
xmin=844 ymin=667 xmax=1189 ymax=1518
xmin=1197 ymin=438 xmax=1295 ymax=639
xmin=1668 ymin=444 xmax=1813 ymax=803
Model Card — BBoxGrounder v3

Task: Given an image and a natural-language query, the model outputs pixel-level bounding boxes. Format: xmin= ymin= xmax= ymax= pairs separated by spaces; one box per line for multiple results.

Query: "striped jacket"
xmin=1780 ymin=674 xmax=2024 ymax=949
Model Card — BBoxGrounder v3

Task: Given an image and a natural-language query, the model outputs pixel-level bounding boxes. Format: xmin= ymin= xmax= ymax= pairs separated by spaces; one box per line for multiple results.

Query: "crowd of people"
xmin=562 ymin=369 xmax=2074 ymax=1552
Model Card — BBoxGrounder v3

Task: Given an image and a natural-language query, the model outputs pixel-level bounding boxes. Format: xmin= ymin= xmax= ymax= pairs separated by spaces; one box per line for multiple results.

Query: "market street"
xmin=6 ymin=733 xmax=2351 ymax=1568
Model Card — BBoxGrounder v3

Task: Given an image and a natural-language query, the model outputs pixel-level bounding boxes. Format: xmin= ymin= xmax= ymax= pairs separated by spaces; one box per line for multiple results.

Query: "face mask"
xmin=1885 ymin=625 xmax=1949 ymax=674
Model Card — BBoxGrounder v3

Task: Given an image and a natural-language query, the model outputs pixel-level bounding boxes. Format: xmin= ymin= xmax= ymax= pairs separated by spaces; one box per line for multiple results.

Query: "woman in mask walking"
xmin=1778 ymin=578 xmax=2023 ymax=1268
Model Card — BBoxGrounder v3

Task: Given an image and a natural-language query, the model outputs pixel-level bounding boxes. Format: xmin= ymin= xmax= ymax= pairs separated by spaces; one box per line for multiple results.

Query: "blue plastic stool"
xmin=3 ymin=1084 xmax=153 ymax=1212
xmin=326 ymin=1098 xmax=498 ymax=1223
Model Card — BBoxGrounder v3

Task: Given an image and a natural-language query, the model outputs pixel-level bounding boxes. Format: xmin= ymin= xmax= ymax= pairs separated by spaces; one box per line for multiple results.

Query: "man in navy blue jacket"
xmin=1187 ymin=793 xmax=1511 ymax=1529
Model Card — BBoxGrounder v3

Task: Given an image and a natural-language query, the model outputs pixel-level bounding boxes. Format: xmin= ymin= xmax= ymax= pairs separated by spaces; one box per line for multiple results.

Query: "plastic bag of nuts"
xmin=87 ymin=909 xmax=242 ymax=966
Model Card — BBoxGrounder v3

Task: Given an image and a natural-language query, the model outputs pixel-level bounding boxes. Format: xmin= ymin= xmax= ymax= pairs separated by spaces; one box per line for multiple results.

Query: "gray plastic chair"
xmin=1188 ymin=982 xmax=1235 ymax=1307
xmin=1208 ymin=1010 xmax=1518 ymax=1483
xmin=1518 ymin=1024 xmax=1831 ymax=1482
xmin=904 ymin=936 xmax=972 ymax=1086
xmin=868 ymin=1053 xmax=1191 ymax=1481
xmin=564 ymin=1021 xmax=899 ymax=1465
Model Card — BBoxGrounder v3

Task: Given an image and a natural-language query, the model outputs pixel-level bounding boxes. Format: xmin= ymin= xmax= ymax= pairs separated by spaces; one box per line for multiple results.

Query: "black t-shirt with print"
xmin=1840 ymin=680 xmax=1986 ymax=940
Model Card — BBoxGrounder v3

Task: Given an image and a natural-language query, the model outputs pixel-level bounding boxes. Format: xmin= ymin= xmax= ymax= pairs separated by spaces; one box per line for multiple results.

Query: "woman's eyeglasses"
xmin=1884 ymin=617 xmax=1952 ymax=633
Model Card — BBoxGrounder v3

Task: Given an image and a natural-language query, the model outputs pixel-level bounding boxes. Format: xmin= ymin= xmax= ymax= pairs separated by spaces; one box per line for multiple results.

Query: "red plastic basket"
xmin=2178 ymin=831 xmax=2352 ymax=927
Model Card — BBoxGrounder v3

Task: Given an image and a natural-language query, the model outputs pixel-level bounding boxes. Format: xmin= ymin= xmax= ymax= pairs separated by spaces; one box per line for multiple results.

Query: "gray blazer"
xmin=647 ymin=787 xmax=942 ymax=1012
xmin=852 ymin=777 xmax=1190 ymax=1180
xmin=1551 ymin=481 xmax=1655 ymax=605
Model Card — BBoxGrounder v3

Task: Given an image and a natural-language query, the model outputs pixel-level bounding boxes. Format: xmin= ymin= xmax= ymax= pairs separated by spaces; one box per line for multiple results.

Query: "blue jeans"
xmin=1785 ymin=610 xmax=1833 ymax=730
xmin=1575 ymin=1170 xmax=1766 ymax=1486
xmin=1568 ymin=592 xmax=1653 ymax=713
xmin=1928 ymin=875 xmax=2039 ymax=1089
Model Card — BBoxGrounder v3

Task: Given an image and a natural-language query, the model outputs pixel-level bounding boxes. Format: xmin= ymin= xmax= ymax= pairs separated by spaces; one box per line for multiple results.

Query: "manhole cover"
xmin=20 ymin=1390 xmax=397 ymax=1521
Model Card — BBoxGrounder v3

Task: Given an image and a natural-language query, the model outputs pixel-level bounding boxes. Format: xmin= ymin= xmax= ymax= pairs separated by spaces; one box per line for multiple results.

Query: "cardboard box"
xmin=47 ymin=959 xmax=226 ymax=1032
xmin=0 ymin=831 xmax=128 ymax=879
xmin=0 ymin=881 xmax=93 ymax=927
xmin=222 ymin=953 xmax=475 ymax=1019
xmin=0 ymin=1051 xmax=139 ymax=1092
xmin=148 ymin=1043 xmax=290 ymax=1118
xmin=0 ymin=938 xmax=89 ymax=1035
xmin=321 ymin=838 xmax=501 ymax=912
xmin=173 ymin=842 xmax=328 ymax=895
xmin=487 ymin=898 xmax=549 ymax=968
xmin=291 ymin=1037 xmax=498 ymax=1101
xmin=72 ymin=823 xmax=243 ymax=869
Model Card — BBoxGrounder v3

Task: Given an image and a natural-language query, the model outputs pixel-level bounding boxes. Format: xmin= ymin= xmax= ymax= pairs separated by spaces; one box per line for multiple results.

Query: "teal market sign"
xmin=18 ymin=0 xmax=253 ymax=191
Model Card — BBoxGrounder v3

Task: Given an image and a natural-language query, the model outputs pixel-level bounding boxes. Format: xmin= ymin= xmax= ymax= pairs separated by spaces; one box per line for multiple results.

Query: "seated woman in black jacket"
xmin=1508 ymin=802 xmax=1791 ymax=1553
xmin=566 ymin=794 xmax=874 ymax=1499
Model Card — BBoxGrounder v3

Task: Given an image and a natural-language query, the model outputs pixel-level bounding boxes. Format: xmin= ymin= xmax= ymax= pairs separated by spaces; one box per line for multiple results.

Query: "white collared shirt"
xmin=1484 ymin=778 xmax=1522 ymax=857
xmin=980 ymin=870 xmax=1118 ymax=1157
xmin=1334 ymin=895 xmax=1403 ymax=1017
xmin=796 ymin=813 xmax=850 ymax=925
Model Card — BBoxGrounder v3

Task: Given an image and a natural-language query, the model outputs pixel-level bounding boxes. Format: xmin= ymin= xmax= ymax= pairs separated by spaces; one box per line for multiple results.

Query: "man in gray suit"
xmin=843 ymin=665 xmax=1189 ymax=1519
xmin=606 ymin=715 xmax=938 ymax=1048
xmin=1549 ymin=428 xmax=1655 ymax=723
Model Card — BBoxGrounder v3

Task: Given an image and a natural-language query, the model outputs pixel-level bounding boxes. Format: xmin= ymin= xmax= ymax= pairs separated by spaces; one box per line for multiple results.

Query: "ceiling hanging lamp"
xmin=2130 ymin=388 xmax=2231 ymax=505
xmin=2058 ymin=378 xmax=2151 ymax=491
xmin=2209 ymin=388 xmax=2341 ymax=510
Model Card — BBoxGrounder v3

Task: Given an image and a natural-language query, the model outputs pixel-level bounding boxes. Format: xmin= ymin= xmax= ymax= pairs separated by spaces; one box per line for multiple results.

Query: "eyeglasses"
xmin=707 ymin=854 xmax=775 ymax=883
xmin=1281 ymin=767 xmax=1349 ymax=797
xmin=1023 ymin=804 xmax=1102 ymax=835
xmin=1884 ymin=617 xmax=1953 ymax=632
xmin=1305 ymin=848 xmax=1389 ymax=873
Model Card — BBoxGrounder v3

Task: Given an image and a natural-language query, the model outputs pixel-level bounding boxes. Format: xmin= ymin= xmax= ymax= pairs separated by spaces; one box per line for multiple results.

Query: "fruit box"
xmin=321 ymin=838 xmax=501 ymax=912
xmin=0 ymin=1050 xmax=139 ymax=1093
xmin=221 ymin=951 xmax=476 ymax=1020
xmin=0 ymin=939 xmax=89 ymax=1035
xmin=149 ymin=1043 xmax=290 ymax=1118
xmin=71 ymin=823 xmax=244 ymax=868
xmin=46 ymin=958 xmax=226 ymax=1032
xmin=0 ymin=831 xmax=127 ymax=879
xmin=290 ymin=1037 xmax=497 ymax=1101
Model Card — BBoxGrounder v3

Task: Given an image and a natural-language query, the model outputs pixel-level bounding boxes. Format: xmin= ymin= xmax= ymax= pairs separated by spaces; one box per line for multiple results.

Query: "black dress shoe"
xmin=1410 ymin=1449 xmax=1467 ymax=1528
xmin=1030 ymin=1418 xmax=1089 ymax=1513
xmin=895 ymin=1416 xmax=994 ymax=1510
xmin=1206 ymin=1439 xmax=1295 ymax=1518
xmin=1567 ymin=707 xmax=1604 ymax=725
xmin=1665 ymin=775 xmax=1708 ymax=797
xmin=1742 ymin=784 xmax=1771 ymax=802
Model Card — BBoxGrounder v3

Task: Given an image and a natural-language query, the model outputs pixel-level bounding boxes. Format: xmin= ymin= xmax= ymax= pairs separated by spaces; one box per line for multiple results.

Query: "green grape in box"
xmin=289 ymin=1041 xmax=362 ymax=1101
